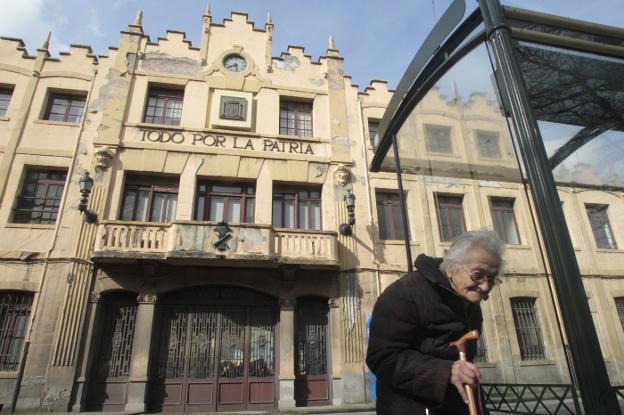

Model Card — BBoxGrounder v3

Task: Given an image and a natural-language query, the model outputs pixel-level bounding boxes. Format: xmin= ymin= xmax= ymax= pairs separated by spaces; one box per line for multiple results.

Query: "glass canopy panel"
xmin=512 ymin=41 xmax=624 ymax=189
xmin=382 ymin=43 xmax=521 ymax=183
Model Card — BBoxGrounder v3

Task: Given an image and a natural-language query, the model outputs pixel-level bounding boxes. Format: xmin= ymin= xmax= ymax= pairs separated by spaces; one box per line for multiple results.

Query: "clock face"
xmin=223 ymin=54 xmax=247 ymax=72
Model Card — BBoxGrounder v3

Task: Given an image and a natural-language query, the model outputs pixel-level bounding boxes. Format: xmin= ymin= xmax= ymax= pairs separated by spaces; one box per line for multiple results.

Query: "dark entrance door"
xmin=87 ymin=293 xmax=137 ymax=411
xmin=150 ymin=287 xmax=276 ymax=412
xmin=294 ymin=297 xmax=330 ymax=406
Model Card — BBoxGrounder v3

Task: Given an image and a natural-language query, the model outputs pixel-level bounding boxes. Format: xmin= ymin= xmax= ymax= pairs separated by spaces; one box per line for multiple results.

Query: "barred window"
xmin=585 ymin=204 xmax=617 ymax=249
xmin=13 ymin=168 xmax=67 ymax=224
xmin=143 ymin=87 xmax=184 ymax=126
xmin=44 ymin=93 xmax=86 ymax=123
xmin=425 ymin=124 xmax=452 ymax=153
xmin=120 ymin=175 xmax=178 ymax=222
xmin=280 ymin=100 xmax=312 ymax=137
xmin=0 ymin=292 xmax=33 ymax=371
xmin=474 ymin=332 xmax=488 ymax=363
xmin=435 ymin=194 xmax=466 ymax=241
xmin=616 ymin=297 xmax=624 ymax=334
xmin=476 ymin=130 xmax=501 ymax=159
xmin=195 ymin=182 xmax=255 ymax=223
xmin=376 ymin=191 xmax=405 ymax=240
xmin=511 ymin=297 xmax=546 ymax=361
xmin=0 ymin=87 xmax=14 ymax=117
xmin=490 ymin=197 xmax=521 ymax=245
xmin=273 ymin=186 xmax=321 ymax=230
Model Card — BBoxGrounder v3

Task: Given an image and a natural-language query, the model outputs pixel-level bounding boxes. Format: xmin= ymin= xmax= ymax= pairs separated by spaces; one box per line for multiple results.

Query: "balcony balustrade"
xmin=92 ymin=220 xmax=339 ymax=267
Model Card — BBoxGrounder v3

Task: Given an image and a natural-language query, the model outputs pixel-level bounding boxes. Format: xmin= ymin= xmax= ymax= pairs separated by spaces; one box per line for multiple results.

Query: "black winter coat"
xmin=366 ymin=254 xmax=483 ymax=415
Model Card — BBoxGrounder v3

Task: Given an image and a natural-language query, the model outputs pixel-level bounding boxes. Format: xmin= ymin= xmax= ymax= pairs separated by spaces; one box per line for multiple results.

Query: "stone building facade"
xmin=0 ymin=7 xmax=622 ymax=412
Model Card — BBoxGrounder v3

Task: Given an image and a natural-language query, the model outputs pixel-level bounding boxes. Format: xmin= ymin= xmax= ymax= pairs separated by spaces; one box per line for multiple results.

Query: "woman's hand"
xmin=450 ymin=360 xmax=480 ymax=403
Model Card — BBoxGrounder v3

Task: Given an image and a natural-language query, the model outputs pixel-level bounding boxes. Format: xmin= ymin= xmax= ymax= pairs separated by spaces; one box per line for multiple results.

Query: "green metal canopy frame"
xmin=370 ymin=0 xmax=623 ymax=413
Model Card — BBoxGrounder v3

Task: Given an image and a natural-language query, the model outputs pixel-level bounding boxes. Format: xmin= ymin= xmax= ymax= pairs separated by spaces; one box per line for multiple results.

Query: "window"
xmin=616 ymin=297 xmax=624 ymax=334
xmin=273 ymin=186 xmax=321 ymax=230
xmin=13 ymin=168 xmax=67 ymax=224
xmin=474 ymin=332 xmax=488 ymax=363
xmin=425 ymin=124 xmax=452 ymax=153
xmin=476 ymin=130 xmax=501 ymax=159
xmin=0 ymin=87 xmax=14 ymax=117
xmin=0 ymin=292 xmax=33 ymax=371
xmin=585 ymin=204 xmax=617 ymax=249
xmin=490 ymin=197 xmax=521 ymax=244
xmin=511 ymin=297 xmax=546 ymax=361
xmin=435 ymin=194 xmax=465 ymax=241
xmin=143 ymin=87 xmax=184 ymax=125
xmin=368 ymin=120 xmax=380 ymax=147
xmin=44 ymin=93 xmax=86 ymax=123
xmin=120 ymin=175 xmax=178 ymax=222
xmin=279 ymin=100 xmax=312 ymax=137
xmin=376 ymin=191 xmax=405 ymax=240
xmin=195 ymin=182 xmax=255 ymax=223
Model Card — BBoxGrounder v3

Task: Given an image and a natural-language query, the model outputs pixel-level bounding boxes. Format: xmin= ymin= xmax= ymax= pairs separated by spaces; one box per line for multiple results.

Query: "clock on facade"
xmin=223 ymin=54 xmax=247 ymax=72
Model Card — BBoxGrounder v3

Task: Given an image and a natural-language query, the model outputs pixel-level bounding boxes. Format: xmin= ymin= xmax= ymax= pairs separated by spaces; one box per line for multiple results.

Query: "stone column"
xmin=72 ymin=292 xmax=102 ymax=412
xmin=278 ymin=297 xmax=296 ymax=409
xmin=125 ymin=291 xmax=157 ymax=412
xmin=329 ymin=298 xmax=343 ymax=406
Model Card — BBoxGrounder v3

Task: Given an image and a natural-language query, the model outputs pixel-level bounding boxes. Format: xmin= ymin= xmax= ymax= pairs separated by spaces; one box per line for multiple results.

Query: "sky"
xmin=0 ymin=0 xmax=622 ymax=91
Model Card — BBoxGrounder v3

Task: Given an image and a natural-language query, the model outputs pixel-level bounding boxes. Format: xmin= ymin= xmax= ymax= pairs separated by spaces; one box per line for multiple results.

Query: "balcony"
xmin=92 ymin=220 xmax=339 ymax=268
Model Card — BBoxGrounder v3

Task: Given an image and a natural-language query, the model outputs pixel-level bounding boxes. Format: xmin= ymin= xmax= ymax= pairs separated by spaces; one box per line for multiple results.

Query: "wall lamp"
xmin=339 ymin=191 xmax=356 ymax=236
xmin=78 ymin=171 xmax=98 ymax=224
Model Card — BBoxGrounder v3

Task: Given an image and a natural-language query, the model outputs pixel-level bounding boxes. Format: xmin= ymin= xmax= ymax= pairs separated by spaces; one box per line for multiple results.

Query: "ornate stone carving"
xmin=94 ymin=147 xmax=114 ymax=171
xmin=137 ymin=293 xmax=158 ymax=304
xmin=89 ymin=292 xmax=101 ymax=303
xmin=328 ymin=298 xmax=339 ymax=308
xmin=334 ymin=164 xmax=351 ymax=187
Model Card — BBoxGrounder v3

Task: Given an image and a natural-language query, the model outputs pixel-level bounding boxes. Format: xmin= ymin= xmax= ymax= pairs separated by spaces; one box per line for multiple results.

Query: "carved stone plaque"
xmin=219 ymin=96 xmax=247 ymax=121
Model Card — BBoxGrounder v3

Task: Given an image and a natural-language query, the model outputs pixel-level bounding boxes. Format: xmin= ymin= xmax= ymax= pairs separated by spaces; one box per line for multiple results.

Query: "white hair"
xmin=439 ymin=229 xmax=505 ymax=274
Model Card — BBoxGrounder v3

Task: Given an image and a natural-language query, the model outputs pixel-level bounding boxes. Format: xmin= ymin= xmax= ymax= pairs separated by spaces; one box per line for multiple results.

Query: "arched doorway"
xmin=294 ymin=296 xmax=330 ymax=406
xmin=87 ymin=291 xmax=138 ymax=411
xmin=150 ymin=286 xmax=277 ymax=412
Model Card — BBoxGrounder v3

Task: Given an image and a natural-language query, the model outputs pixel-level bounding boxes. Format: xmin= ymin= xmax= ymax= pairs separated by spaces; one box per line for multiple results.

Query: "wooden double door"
xmin=150 ymin=288 xmax=277 ymax=412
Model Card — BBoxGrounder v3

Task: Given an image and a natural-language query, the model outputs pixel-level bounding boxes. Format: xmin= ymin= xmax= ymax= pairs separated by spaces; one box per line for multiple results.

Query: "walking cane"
xmin=450 ymin=330 xmax=480 ymax=415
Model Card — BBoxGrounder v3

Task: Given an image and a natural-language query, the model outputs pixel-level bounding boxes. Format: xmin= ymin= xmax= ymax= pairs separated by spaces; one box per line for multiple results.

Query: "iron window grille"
xmin=195 ymin=182 xmax=255 ymax=223
xmin=435 ymin=193 xmax=466 ymax=241
xmin=511 ymin=297 xmax=546 ymax=361
xmin=279 ymin=100 xmax=313 ymax=137
xmin=120 ymin=175 xmax=179 ymax=222
xmin=295 ymin=297 xmax=329 ymax=377
xmin=0 ymin=87 xmax=13 ymax=117
xmin=425 ymin=124 xmax=453 ymax=154
xmin=376 ymin=190 xmax=405 ymax=240
xmin=13 ymin=168 xmax=67 ymax=224
xmin=272 ymin=186 xmax=321 ymax=230
xmin=95 ymin=295 xmax=137 ymax=379
xmin=490 ymin=197 xmax=521 ymax=245
xmin=585 ymin=204 xmax=617 ymax=249
xmin=143 ymin=87 xmax=184 ymax=126
xmin=0 ymin=291 xmax=33 ymax=371
xmin=368 ymin=120 xmax=380 ymax=148
xmin=476 ymin=130 xmax=501 ymax=159
xmin=44 ymin=93 xmax=86 ymax=123
xmin=616 ymin=297 xmax=624 ymax=335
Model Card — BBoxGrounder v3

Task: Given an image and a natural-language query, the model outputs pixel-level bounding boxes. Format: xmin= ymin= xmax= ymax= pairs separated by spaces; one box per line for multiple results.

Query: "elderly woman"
xmin=366 ymin=230 xmax=504 ymax=415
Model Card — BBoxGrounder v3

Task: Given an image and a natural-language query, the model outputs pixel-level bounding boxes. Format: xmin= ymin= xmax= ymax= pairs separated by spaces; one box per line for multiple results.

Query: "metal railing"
xmin=482 ymin=383 xmax=581 ymax=415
